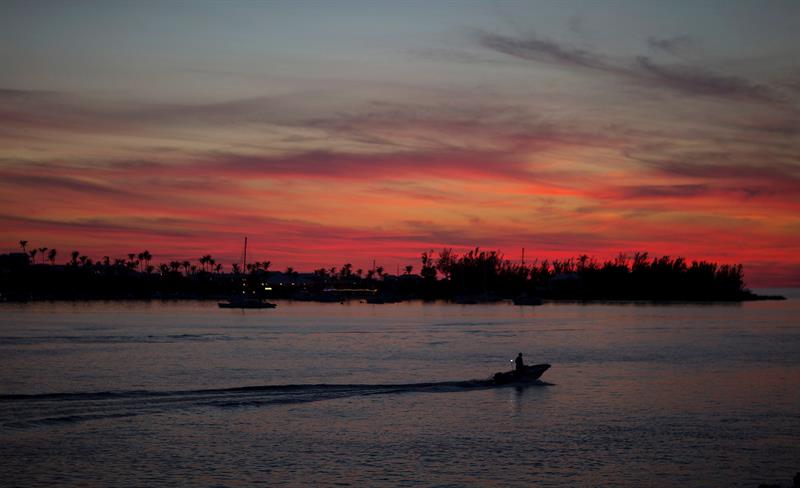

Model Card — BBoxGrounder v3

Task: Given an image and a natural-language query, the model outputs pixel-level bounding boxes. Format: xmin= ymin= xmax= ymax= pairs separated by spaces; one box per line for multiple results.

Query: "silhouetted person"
xmin=515 ymin=353 xmax=524 ymax=374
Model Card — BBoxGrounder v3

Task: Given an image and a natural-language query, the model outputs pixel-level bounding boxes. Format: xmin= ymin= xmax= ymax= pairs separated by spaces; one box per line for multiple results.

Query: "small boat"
xmin=218 ymin=296 xmax=276 ymax=309
xmin=491 ymin=363 xmax=550 ymax=385
xmin=218 ymin=237 xmax=277 ymax=309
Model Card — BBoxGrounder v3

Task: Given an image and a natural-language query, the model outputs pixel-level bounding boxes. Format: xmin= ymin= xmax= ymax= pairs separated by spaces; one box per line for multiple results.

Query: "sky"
xmin=1 ymin=0 xmax=799 ymax=286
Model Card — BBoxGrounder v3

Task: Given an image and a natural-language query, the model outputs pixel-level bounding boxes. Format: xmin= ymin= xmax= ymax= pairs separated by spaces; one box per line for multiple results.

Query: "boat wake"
xmin=0 ymin=379 xmax=550 ymax=429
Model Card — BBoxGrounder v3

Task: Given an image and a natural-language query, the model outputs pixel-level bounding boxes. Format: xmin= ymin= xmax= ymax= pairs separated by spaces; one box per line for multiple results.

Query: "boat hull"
xmin=492 ymin=363 xmax=550 ymax=385
xmin=218 ymin=301 xmax=277 ymax=309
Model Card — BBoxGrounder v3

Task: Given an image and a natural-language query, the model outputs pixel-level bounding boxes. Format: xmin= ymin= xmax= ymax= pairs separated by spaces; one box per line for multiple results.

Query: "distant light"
xmin=264 ymin=286 xmax=272 ymax=290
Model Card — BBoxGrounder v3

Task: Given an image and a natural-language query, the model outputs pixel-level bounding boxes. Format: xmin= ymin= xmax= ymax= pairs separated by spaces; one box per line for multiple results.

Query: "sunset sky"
xmin=2 ymin=1 xmax=799 ymax=286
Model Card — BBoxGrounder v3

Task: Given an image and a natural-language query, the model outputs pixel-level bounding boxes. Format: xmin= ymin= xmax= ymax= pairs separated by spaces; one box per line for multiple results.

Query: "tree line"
xmin=1 ymin=241 xmax=775 ymax=302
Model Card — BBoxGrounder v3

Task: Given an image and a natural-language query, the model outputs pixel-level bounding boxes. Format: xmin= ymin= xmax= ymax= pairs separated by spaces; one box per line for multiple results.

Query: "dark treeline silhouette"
xmin=427 ymin=248 xmax=763 ymax=301
xmin=0 ymin=242 xmax=784 ymax=302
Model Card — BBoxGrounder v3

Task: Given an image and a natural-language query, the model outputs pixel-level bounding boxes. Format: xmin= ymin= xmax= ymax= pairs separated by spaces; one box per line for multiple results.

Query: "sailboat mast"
xmin=243 ymin=237 xmax=248 ymax=271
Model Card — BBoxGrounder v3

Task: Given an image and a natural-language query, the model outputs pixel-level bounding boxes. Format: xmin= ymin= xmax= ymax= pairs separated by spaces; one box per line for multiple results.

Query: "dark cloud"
xmin=728 ymin=117 xmax=800 ymax=137
xmin=474 ymin=30 xmax=613 ymax=71
xmin=0 ymin=172 xmax=128 ymax=196
xmin=0 ymin=87 xmax=310 ymax=136
xmin=649 ymin=158 xmax=799 ymax=183
xmin=605 ymin=182 xmax=789 ymax=201
xmin=0 ymin=214 xmax=199 ymax=239
xmin=635 ymin=157 xmax=800 ymax=200
xmin=474 ymin=30 xmax=782 ymax=103
xmin=633 ymin=56 xmax=778 ymax=102
xmin=304 ymin=100 xmax=623 ymax=156
xmin=193 ymin=147 xmax=530 ymax=181
xmin=618 ymin=184 xmax=711 ymax=198
xmin=0 ymin=88 xmax=64 ymax=102
xmin=646 ymin=35 xmax=695 ymax=56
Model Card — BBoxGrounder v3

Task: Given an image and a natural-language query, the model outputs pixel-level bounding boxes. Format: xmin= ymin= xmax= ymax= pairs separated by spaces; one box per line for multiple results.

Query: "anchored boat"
xmin=218 ymin=237 xmax=277 ymax=309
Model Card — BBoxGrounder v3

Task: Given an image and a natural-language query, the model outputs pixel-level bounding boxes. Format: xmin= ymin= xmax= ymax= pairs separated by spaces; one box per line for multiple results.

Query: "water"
xmin=1 ymin=293 xmax=799 ymax=487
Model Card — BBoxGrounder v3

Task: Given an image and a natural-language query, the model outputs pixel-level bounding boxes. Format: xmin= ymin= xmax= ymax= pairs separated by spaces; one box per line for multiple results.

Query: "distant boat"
xmin=218 ymin=296 xmax=276 ymax=309
xmin=218 ymin=237 xmax=277 ymax=309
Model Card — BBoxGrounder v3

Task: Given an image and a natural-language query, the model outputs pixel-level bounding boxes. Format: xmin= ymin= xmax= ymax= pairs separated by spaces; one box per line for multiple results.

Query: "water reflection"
xmin=508 ymin=383 xmax=552 ymax=416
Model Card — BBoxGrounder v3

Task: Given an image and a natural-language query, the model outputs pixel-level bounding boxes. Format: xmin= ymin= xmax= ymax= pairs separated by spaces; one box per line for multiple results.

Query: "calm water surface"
xmin=1 ymin=292 xmax=799 ymax=487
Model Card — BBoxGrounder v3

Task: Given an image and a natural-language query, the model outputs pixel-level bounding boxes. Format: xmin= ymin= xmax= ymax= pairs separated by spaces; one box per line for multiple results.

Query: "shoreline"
xmin=0 ymin=294 xmax=787 ymax=304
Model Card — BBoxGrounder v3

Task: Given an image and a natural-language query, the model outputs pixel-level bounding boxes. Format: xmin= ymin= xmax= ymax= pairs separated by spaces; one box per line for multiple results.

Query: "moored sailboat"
xmin=218 ymin=237 xmax=277 ymax=309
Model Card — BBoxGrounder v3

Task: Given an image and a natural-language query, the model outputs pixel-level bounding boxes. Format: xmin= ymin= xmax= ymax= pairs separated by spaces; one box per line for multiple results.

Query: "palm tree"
xmin=38 ymin=247 xmax=48 ymax=264
xmin=199 ymin=255 xmax=212 ymax=273
xmin=215 ymin=263 xmax=223 ymax=274
xmin=136 ymin=251 xmax=153 ymax=272
xmin=405 ymin=265 xmax=413 ymax=275
xmin=19 ymin=240 xmax=28 ymax=253
xmin=102 ymin=256 xmax=111 ymax=266
xmin=141 ymin=250 xmax=152 ymax=269
xmin=29 ymin=249 xmax=37 ymax=263
xmin=181 ymin=260 xmax=191 ymax=275
xmin=47 ymin=248 xmax=57 ymax=265
xmin=341 ymin=263 xmax=353 ymax=279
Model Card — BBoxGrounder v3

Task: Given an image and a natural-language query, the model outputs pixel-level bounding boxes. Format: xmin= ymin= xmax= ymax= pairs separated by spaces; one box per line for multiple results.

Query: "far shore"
xmin=1 ymin=249 xmax=787 ymax=305
xmin=0 ymin=293 xmax=787 ymax=305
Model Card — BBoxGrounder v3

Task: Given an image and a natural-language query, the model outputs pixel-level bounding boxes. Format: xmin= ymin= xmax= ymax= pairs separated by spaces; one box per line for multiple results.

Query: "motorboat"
xmin=491 ymin=363 xmax=550 ymax=385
